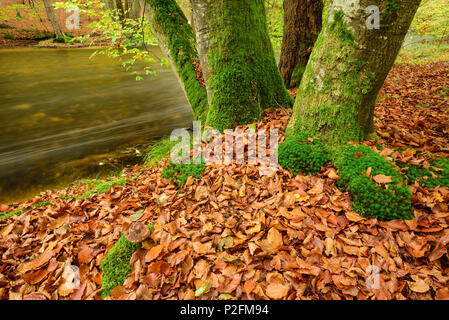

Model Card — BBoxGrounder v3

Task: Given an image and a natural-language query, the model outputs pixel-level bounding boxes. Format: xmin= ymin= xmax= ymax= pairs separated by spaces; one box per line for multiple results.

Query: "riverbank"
xmin=1 ymin=59 xmax=449 ymax=300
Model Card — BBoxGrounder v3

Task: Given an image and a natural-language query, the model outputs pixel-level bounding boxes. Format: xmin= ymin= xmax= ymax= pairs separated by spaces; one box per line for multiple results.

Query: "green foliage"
xmin=54 ymin=0 xmax=159 ymax=80
xmin=265 ymin=0 xmax=284 ymax=51
xmin=51 ymin=36 xmax=66 ymax=43
xmin=144 ymin=138 xmax=177 ymax=166
xmin=0 ymin=4 xmax=27 ymax=21
xmin=411 ymin=0 xmax=449 ymax=39
xmin=398 ymin=158 xmax=449 ymax=188
xmin=398 ymin=42 xmax=449 ymax=65
xmin=77 ymin=177 xmax=127 ymax=199
xmin=100 ymin=235 xmax=140 ymax=298
xmin=31 ymin=201 xmax=51 ymax=208
xmin=278 ymin=134 xmax=329 ymax=176
xmin=334 ymin=145 xmax=413 ymax=221
xmin=162 ymin=161 xmax=206 ymax=187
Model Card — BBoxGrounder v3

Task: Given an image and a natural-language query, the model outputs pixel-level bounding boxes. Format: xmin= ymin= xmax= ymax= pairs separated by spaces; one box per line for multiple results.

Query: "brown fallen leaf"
xmin=257 ymin=227 xmax=283 ymax=255
xmin=78 ymin=245 xmax=95 ymax=264
xmin=145 ymin=244 xmax=164 ymax=263
xmin=17 ymin=250 xmax=54 ymax=274
xmin=373 ymin=174 xmax=393 ymax=184
xmin=408 ymin=279 xmax=430 ymax=293
xmin=265 ymin=283 xmax=289 ymax=299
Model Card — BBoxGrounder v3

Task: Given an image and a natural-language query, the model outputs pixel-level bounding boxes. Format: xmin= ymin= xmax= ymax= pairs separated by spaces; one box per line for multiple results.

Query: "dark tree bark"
xmin=286 ymin=0 xmax=421 ymax=148
xmin=278 ymin=0 xmax=323 ymax=89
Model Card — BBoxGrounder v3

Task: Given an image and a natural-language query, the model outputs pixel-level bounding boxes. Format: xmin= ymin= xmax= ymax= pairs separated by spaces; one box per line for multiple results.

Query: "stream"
xmin=0 ymin=47 xmax=192 ymax=203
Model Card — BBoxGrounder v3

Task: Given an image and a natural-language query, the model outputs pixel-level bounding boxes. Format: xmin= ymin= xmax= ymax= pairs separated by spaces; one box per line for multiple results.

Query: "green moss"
xmin=31 ymin=201 xmax=51 ymax=208
xmin=146 ymin=0 xmax=208 ymax=122
xmin=204 ymin=0 xmax=293 ymax=131
xmin=398 ymin=157 xmax=449 ymax=188
xmin=329 ymin=10 xmax=355 ymax=45
xmin=0 ymin=208 xmax=23 ymax=219
xmin=77 ymin=177 xmax=127 ymax=199
xmin=278 ymin=133 xmax=329 ymax=176
xmin=100 ymin=235 xmax=141 ymax=298
xmin=334 ymin=145 xmax=413 ymax=221
xmin=162 ymin=160 xmax=206 ymax=187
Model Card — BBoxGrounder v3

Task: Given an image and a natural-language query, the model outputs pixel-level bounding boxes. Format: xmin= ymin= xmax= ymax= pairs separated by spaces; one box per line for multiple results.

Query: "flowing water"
xmin=0 ymin=47 xmax=193 ymax=203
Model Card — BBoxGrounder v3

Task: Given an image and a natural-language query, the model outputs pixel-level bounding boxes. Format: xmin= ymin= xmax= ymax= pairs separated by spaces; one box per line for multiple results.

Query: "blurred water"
xmin=0 ymin=47 xmax=192 ymax=202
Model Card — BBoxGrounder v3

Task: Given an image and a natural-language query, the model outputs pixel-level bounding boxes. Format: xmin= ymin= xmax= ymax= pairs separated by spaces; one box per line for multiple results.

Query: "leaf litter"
xmin=1 ymin=63 xmax=449 ymax=300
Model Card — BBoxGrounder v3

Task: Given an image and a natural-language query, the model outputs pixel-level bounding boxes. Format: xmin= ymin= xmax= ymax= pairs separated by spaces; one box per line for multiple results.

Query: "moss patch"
xmin=398 ymin=157 xmax=449 ymax=188
xmin=144 ymin=138 xmax=177 ymax=166
xmin=278 ymin=133 xmax=329 ymax=176
xmin=162 ymin=161 xmax=206 ymax=187
xmin=100 ymin=235 xmax=141 ymax=298
xmin=334 ymin=145 xmax=413 ymax=221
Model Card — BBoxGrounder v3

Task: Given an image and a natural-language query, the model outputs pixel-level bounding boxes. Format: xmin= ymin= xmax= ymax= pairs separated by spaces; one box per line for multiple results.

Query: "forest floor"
xmin=1 ymin=57 xmax=449 ymax=300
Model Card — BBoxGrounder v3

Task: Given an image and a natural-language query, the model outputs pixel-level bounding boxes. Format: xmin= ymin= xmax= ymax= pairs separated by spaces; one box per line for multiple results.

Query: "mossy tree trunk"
xmin=140 ymin=0 xmax=208 ymax=122
xmin=285 ymin=0 xmax=421 ymax=148
xmin=278 ymin=0 xmax=323 ymax=89
xmin=190 ymin=0 xmax=293 ymax=131
xmin=43 ymin=0 xmax=64 ymax=38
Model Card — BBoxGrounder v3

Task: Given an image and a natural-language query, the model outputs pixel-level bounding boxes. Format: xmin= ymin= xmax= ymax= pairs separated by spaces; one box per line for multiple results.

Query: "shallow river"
xmin=0 ymin=47 xmax=192 ymax=203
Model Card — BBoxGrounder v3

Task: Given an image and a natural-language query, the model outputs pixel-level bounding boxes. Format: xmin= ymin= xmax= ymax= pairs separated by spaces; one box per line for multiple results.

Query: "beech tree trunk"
xmin=279 ymin=0 xmax=323 ymax=89
xmin=286 ymin=0 xmax=421 ymax=148
xmin=43 ymin=0 xmax=64 ymax=38
xmin=190 ymin=0 xmax=293 ymax=131
xmin=140 ymin=0 xmax=208 ymax=121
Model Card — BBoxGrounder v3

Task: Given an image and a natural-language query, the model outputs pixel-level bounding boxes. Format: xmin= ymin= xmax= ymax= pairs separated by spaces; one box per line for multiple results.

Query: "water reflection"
xmin=0 ymin=47 xmax=192 ymax=202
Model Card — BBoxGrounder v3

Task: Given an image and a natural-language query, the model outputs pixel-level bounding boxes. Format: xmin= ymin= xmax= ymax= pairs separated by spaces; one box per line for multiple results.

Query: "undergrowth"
xmin=144 ymin=138 xmax=177 ymax=166
xmin=334 ymin=145 xmax=413 ymax=221
xmin=398 ymin=157 xmax=449 ymax=188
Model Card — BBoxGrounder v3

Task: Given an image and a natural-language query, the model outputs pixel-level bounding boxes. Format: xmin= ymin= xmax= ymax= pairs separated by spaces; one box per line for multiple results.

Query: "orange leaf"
xmin=145 ymin=245 xmax=164 ymax=263
xmin=265 ymin=283 xmax=289 ymax=299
